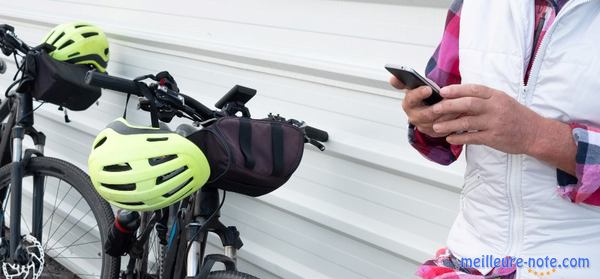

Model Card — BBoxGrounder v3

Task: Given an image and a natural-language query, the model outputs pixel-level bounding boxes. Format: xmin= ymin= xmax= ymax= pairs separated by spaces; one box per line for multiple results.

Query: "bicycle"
xmin=0 ymin=24 xmax=118 ymax=278
xmin=85 ymin=70 xmax=329 ymax=279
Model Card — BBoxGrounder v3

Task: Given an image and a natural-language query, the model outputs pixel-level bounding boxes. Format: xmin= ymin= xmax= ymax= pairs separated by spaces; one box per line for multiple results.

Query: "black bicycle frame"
xmin=0 ymin=90 xmax=46 ymax=262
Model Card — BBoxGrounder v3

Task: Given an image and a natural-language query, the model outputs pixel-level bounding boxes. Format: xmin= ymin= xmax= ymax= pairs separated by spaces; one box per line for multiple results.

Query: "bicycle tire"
xmin=208 ymin=270 xmax=260 ymax=279
xmin=0 ymin=156 xmax=119 ymax=278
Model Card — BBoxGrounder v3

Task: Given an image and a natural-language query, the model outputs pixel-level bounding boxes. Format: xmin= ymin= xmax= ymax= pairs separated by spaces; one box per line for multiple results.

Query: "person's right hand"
xmin=390 ymin=76 xmax=458 ymax=138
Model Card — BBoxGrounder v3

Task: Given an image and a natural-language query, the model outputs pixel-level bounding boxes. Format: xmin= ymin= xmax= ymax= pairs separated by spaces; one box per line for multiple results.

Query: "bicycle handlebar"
xmin=86 ymin=70 xmax=329 ymax=144
xmin=304 ymin=125 xmax=328 ymax=142
xmin=0 ymin=24 xmax=31 ymax=56
xmin=85 ymin=71 xmax=140 ymax=96
xmin=179 ymin=93 xmax=215 ymax=121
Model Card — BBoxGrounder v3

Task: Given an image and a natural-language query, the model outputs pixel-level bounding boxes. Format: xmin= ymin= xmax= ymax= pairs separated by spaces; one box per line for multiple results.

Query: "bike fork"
xmin=9 ymin=125 xmax=23 ymax=260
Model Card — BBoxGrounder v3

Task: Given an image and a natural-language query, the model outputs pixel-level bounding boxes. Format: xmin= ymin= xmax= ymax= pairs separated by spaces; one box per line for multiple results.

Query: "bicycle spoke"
xmin=51 ymin=224 xmax=98 ymax=258
xmin=45 ymin=240 xmax=101 ymax=252
xmin=44 ymin=195 xmax=84 ymax=246
xmin=2 ymin=187 xmax=10 ymax=212
xmin=46 ymin=207 xmax=91 ymax=252
xmin=44 ymin=178 xmax=63 ymax=251
xmin=149 ymin=233 xmax=157 ymax=273
xmin=20 ymin=212 xmax=31 ymax=234
xmin=43 ymin=180 xmax=72 ymax=230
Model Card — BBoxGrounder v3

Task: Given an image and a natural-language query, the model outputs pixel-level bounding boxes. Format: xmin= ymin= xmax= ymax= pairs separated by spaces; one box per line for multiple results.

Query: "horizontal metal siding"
xmin=0 ymin=1 xmax=464 ymax=278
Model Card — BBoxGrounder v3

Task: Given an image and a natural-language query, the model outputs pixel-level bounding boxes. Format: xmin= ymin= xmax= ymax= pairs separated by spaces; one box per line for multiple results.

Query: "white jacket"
xmin=448 ymin=0 xmax=600 ymax=278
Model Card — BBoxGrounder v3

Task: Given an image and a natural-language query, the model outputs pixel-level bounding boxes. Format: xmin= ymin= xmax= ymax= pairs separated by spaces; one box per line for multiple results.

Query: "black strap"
xmin=138 ymin=85 xmax=159 ymax=127
xmin=239 ymin=118 xmax=255 ymax=169
xmin=122 ymin=93 xmax=131 ymax=119
xmin=271 ymin=123 xmax=284 ymax=176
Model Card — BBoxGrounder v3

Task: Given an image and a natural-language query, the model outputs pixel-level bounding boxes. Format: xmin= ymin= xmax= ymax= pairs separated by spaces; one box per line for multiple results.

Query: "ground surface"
xmin=39 ymin=255 xmax=80 ymax=279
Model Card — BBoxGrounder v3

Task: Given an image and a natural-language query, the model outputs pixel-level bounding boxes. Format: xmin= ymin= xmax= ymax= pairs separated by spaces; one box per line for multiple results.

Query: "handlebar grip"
xmin=85 ymin=71 xmax=141 ymax=96
xmin=305 ymin=126 xmax=329 ymax=142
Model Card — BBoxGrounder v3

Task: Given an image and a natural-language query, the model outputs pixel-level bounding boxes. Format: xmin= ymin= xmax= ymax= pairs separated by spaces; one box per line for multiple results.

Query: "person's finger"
xmin=440 ymin=84 xmax=494 ymax=99
xmin=390 ymin=76 xmax=406 ymax=90
xmin=432 ymin=115 xmax=487 ymax=134
xmin=434 ymin=113 xmax=461 ymax=122
xmin=410 ymin=106 xmax=437 ymax=125
xmin=403 ymin=86 xmax=433 ymax=109
xmin=432 ymin=97 xmax=486 ymax=115
xmin=446 ymin=130 xmax=489 ymax=145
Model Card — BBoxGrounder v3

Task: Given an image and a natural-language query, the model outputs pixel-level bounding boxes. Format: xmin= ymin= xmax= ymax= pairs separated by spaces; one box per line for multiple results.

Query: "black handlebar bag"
xmin=16 ymin=51 xmax=101 ymax=111
xmin=187 ymin=116 xmax=305 ymax=197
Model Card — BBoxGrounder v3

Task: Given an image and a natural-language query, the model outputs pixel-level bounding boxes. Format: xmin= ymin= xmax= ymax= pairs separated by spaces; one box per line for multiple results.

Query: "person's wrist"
xmin=525 ymin=117 xmax=568 ymax=157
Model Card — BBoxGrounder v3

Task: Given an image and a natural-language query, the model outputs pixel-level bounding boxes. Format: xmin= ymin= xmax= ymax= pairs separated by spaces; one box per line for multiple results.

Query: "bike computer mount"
xmin=215 ymin=85 xmax=256 ymax=117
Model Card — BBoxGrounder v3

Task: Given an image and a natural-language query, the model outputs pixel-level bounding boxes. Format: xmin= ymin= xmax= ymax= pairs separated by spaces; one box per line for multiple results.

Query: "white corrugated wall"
xmin=0 ymin=1 xmax=465 ymax=278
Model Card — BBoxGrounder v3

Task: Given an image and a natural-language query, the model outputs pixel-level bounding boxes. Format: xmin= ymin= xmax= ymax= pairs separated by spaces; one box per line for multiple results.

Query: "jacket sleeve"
xmin=408 ymin=0 xmax=464 ymax=165
xmin=557 ymin=123 xmax=600 ymax=206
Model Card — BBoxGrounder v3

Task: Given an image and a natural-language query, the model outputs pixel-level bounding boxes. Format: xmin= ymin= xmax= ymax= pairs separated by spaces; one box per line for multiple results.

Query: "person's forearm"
xmin=527 ymin=118 xmax=577 ymax=175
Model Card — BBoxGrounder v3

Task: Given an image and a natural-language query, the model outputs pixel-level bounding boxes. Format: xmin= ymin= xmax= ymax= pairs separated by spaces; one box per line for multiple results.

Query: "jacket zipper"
xmin=504 ymin=0 xmax=592 ymax=258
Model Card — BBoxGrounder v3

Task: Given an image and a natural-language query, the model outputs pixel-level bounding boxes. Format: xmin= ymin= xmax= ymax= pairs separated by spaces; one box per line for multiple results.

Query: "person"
xmin=390 ymin=0 xmax=600 ymax=278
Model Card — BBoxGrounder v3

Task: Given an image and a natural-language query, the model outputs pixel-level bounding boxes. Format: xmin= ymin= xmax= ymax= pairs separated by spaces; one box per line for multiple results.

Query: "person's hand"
xmin=431 ymin=84 xmax=544 ymax=154
xmin=391 ymin=76 xmax=458 ymax=138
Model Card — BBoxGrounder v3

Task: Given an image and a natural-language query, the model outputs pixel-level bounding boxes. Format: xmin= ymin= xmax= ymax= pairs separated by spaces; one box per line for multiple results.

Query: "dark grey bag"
xmin=16 ymin=51 xmax=101 ymax=111
xmin=187 ymin=116 xmax=305 ymax=197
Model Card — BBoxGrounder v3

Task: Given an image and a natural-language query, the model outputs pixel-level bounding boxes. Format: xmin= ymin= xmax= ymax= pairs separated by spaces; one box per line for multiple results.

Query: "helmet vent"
xmin=117 ymin=201 xmax=144 ymax=206
xmin=103 ymin=163 xmax=132 ymax=172
xmin=147 ymin=137 xmax=168 ymax=142
xmin=82 ymin=32 xmax=99 ymax=38
xmin=105 ymin=48 xmax=109 ymax=55
xmin=94 ymin=137 xmax=107 ymax=149
xmin=163 ymin=177 xmax=193 ymax=198
xmin=149 ymin=154 xmax=178 ymax=166
xmin=68 ymin=52 xmax=80 ymax=58
xmin=51 ymin=32 xmax=65 ymax=46
xmin=58 ymin=39 xmax=74 ymax=50
xmin=156 ymin=166 xmax=188 ymax=185
xmin=101 ymin=183 xmax=136 ymax=191
xmin=75 ymin=24 xmax=90 ymax=28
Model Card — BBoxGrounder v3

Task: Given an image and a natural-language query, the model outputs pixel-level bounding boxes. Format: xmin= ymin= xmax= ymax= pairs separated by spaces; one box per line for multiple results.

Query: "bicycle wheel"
xmin=208 ymin=271 xmax=260 ymax=279
xmin=0 ymin=156 xmax=119 ymax=278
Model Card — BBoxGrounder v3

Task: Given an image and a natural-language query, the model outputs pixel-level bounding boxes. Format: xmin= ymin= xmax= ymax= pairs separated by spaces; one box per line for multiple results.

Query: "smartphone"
xmin=385 ymin=64 xmax=442 ymax=105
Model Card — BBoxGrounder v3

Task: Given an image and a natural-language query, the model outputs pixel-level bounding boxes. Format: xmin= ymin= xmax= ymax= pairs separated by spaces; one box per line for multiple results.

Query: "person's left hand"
xmin=431 ymin=84 xmax=544 ymax=154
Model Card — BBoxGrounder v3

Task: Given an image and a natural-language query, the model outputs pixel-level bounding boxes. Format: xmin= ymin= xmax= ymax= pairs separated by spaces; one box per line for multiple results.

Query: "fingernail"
xmin=440 ymin=87 xmax=449 ymax=97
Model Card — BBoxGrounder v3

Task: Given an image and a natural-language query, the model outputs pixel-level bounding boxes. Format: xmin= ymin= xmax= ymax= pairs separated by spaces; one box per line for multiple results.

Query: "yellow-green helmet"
xmin=42 ymin=22 xmax=109 ymax=72
xmin=88 ymin=118 xmax=210 ymax=211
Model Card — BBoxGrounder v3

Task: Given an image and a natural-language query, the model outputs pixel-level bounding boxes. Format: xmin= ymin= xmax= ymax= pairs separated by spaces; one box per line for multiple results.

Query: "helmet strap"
xmin=123 ymin=93 xmax=131 ymax=119
xmin=132 ymin=74 xmax=160 ymax=128
xmin=140 ymin=86 xmax=159 ymax=128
